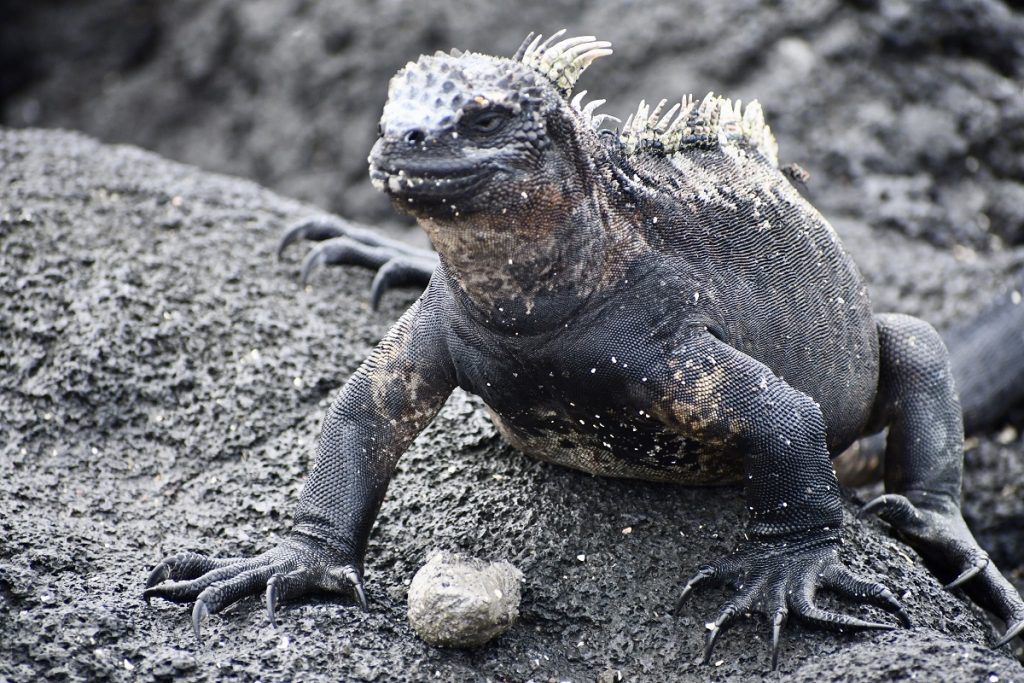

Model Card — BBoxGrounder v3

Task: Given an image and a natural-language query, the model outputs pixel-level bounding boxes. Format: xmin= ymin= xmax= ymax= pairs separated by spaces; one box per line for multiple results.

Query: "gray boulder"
xmin=0 ymin=127 xmax=1020 ymax=681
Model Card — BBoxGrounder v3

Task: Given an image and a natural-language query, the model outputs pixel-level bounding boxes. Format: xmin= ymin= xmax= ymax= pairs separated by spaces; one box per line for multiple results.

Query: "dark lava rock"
xmin=1 ymin=126 xmax=1022 ymax=681
xmin=4 ymin=0 xmax=1024 ymax=251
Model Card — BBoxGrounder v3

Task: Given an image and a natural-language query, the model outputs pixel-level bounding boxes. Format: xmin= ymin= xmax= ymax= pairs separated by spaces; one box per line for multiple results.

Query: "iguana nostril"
xmin=404 ymin=129 xmax=425 ymax=144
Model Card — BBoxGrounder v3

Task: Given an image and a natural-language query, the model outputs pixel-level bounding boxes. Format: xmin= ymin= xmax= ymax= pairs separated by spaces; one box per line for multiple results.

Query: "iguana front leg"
xmin=659 ymin=333 xmax=908 ymax=669
xmin=144 ymin=292 xmax=456 ymax=637
xmin=278 ymin=214 xmax=438 ymax=308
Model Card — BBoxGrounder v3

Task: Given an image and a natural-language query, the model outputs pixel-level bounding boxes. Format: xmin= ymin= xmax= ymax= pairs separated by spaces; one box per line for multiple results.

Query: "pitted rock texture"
xmin=4 ymin=0 xmax=1024 ymax=252
xmin=1 ymin=126 xmax=1022 ymax=681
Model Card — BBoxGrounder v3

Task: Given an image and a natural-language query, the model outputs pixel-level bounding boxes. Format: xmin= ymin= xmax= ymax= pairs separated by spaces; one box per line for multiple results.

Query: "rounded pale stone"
xmin=407 ymin=551 xmax=523 ymax=647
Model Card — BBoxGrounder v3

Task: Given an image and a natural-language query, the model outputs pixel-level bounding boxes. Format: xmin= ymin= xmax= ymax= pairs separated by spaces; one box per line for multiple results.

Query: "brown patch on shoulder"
xmin=362 ymin=302 xmax=446 ymax=447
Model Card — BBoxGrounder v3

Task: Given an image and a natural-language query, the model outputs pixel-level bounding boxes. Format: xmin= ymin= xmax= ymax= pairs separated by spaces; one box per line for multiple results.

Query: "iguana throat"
xmin=368 ymin=47 xmax=632 ymax=329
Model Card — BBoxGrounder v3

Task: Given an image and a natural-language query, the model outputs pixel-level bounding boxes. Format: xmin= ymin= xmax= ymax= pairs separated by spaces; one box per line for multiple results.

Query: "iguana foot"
xmin=143 ymin=534 xmax=367 ymax=641
xmin=678 ymin=530 xmax=908 ymax=670
xmin=861 ymin=492 xmax=1024 ymax=647
xmin=278 ymin=215 xmax=437 ymax=308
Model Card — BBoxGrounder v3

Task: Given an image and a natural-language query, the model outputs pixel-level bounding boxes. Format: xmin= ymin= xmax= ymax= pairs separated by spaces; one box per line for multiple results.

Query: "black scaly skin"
xmin=146 ymin=32 xmax=1024 ymax=666
xmin=280 ymin=222 xmax=1024 ymax=432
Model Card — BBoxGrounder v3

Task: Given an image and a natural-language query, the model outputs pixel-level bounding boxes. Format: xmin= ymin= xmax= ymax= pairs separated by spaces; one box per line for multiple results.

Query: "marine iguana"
xmin=145 ymin=31 xmax=1024 ymax=667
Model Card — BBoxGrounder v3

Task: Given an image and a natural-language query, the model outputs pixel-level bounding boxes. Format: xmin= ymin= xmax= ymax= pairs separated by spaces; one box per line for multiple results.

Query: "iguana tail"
xmin=946 ymin=273 xmax=1024 ymax=434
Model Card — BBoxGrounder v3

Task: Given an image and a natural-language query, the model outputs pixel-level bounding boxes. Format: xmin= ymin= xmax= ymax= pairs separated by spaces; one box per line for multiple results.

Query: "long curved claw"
xmin=299 ymin=246 xmax=328 ymax=287
xmin=994 ymin=618 xmax=1024 ymax=649
xmin=700 ymin=604 xmax=740 ymax=664
xmin=858 ymin=494 xmax=920 ymax=526
xmin=791 ymin=593 xmax=897 ymax=633
xmin=146 ymin=561 xmax=172 ymax=591
xmin=943 ymin=554 xmax=988 ymax=590
xmin=353 ymin=578 xmax=369 ymax=613
xmin=676 ymin=565 xmax=717 ymax=613
xmin=822 ymin=564 xmax=913 ymax=628
xmin=279 ymin=221 xmax=345 ymax=259
xmin=144 ymin=551 xmax=243 ymax=594
xmin=770 ymin=609 xmax=787 ymax=671
xmin=266 ymin=576 xmax=282 ymax=629
xmin=331 ymin=565 xmax=369 ymax=612
xmin=265 ymin=568 xmax=312 ymax=628
xmin=881 ymin=591 xmax=913 ymax=628
xmin=679 ymin=530 xmax=905 ymax=668
xmin=369 ymin=257 xmax=438 ymax=310
xmin=701 ymin=623 xmax=723 ymax=664
xmin=299 ymin=238 xmax=396 ymax=287
xmin=192 ymin=598 xmax=209 ymax=643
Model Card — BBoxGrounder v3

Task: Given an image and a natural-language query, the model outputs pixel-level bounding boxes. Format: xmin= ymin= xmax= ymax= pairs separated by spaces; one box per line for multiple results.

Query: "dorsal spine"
xmin=619 ymin=93 xmax=779 ymax=167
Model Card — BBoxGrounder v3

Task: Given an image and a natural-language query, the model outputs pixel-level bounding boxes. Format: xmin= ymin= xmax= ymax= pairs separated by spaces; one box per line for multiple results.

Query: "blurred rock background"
xmin=4 ymin=0 xmax=1024 ymax=249
xmin=2 ymin=0 xmax=1023 ymax=678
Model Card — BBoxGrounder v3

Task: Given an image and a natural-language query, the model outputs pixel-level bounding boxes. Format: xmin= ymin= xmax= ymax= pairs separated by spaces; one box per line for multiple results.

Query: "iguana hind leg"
xmin=279 ymin=214 xmax=438 ymax=307
xmin=862 ymin=313 xmax=1024 ymax=647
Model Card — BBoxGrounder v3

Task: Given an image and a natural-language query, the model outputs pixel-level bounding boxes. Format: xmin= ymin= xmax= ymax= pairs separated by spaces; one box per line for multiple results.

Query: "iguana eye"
xmin=466 ymin=110 xmax=508 ymax=135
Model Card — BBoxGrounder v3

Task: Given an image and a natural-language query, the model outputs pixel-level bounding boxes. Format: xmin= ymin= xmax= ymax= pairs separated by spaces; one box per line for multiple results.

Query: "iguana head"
xmin=369 ymin=32 xmax=624 ymax=324
xmin=368 ymin=31 xmax=613 ymax=221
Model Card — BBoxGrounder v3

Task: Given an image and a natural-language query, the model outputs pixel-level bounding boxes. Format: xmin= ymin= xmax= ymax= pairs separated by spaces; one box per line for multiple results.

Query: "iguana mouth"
xmin=369 ymin=162 xmax=493 ymax=202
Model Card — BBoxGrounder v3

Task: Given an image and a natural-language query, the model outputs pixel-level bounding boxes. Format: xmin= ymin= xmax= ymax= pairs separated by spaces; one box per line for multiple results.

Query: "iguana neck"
xmin=419 ymin=189 xmax=638 ymax=332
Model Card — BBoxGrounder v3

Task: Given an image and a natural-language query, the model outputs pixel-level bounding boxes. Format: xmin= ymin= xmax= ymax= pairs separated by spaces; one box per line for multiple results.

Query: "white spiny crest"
xmin=620 ymin=98 xmax=680 ymax=154
xmin=590 ymin=114 xmax=621 ymax=129
xmin=515 ymin=29 xmax=613 ymax=97
xmin=619 ymin=92 xmax=778 ymax=166
xmin=657 ymin=94 xmax=697 ymax=152
xmin=582 ymin=98 xmax=607 ymax=119
xmin=739 ymin=100 xmax=779 ymax=165
xmin=569 ymin=89 xmax=616 ymax=131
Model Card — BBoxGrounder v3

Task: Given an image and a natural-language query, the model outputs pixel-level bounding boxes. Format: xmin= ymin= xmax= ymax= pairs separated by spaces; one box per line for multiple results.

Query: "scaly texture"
xmin=146 ymin=31 xmax=1024 ymax=667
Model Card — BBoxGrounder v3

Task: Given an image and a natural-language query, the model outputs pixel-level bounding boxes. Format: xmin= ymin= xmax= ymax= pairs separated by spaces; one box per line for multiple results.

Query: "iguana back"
xmin=600 ymin=95 xmax=879 ymax=452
